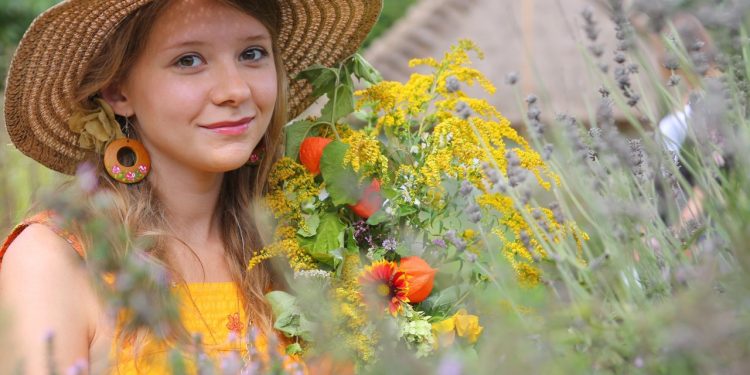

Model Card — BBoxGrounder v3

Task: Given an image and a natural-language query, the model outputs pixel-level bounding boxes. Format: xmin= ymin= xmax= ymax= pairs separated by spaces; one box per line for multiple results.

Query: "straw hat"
xmin=3 ymin=0 xmax=382 ymax=175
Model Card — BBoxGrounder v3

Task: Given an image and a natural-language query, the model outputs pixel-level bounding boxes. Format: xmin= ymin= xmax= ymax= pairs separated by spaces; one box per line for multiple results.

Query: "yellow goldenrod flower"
xmin=341 ymin=130 xmax=389 ymax=178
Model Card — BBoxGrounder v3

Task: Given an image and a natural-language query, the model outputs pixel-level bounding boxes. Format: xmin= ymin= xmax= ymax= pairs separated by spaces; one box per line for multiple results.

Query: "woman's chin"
xmin=201 ymin=153 xmax=254 ymax=173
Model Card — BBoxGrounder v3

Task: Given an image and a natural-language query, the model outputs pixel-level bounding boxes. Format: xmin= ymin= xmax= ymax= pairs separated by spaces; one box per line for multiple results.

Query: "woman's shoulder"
xmin=0 ymin=218 xmax=91 ymax=306
xmin=0 ymin=221 xmax=99 ymax=373
xmin=1 ymin=221 xmax=84 ymax=274
xmin=1 ymin=211 xmax=85 ymax=267
xmin=0 ymin=210 xmax=90 ymax=300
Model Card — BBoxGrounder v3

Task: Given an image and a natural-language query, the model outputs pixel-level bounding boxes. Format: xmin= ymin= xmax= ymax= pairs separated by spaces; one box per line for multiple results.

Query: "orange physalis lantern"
xmin=349 ymin=179 xmax=383 ymax=219
xmin=299 ymin=137 xmax=333 ymax=175
xmin=399 ymin=256 xmax=437 ymax=303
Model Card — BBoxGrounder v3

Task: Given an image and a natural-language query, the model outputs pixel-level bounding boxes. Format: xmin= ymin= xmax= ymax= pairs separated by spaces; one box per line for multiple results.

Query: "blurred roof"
xmin=364 ymin=0 xmax=657 ymax=126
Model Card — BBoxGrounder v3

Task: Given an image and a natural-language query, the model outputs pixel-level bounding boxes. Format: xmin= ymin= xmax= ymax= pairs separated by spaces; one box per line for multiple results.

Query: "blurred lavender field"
xmin=2 ymin=0 xmax=750 ymax=374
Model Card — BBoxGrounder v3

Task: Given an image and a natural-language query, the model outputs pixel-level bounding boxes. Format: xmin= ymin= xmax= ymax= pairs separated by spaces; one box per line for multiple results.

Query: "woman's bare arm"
xmin=0 ymin=224 xmax=96 ymax=374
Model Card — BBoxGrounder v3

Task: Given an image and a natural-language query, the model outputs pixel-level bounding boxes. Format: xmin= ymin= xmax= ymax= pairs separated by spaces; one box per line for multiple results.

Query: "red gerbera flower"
xmin=359 ymin=260 xmax=410 ymax=315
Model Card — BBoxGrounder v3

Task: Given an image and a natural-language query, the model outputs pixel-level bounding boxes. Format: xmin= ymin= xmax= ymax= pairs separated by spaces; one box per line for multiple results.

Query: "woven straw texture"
xmin=3 ymin=0 xmax=382 ymax=174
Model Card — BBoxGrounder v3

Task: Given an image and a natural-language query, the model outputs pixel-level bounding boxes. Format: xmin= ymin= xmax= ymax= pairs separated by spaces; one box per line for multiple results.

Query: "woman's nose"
xmin=210 ymin=63 xmax=252 ymax=106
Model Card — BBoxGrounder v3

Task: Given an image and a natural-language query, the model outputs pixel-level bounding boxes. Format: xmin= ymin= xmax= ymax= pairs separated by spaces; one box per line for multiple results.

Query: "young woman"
xmin=0 ymin=0 xmax=380 ymax=373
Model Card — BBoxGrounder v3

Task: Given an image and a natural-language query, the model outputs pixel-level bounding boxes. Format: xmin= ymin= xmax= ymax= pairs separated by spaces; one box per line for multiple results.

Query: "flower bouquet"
xmin=250 ymin=40 xmax=587 ymax=363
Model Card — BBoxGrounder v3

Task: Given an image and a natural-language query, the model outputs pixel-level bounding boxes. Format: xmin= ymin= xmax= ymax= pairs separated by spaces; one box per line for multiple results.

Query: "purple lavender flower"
xmin=382 ymin=238 xmax=398 ymax=251
xmin=437 ymin=355 xmax=464 ymax=375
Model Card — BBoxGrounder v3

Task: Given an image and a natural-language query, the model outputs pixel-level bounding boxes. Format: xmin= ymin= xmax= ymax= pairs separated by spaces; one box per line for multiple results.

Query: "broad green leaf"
xmin=320 ymin=141 xmax=361 ymax=205
xmin=266 ymin=290 xmax=297 ymax=317
xmin=266 ymin=291 xmax=313 ymax=340
xmin=352 ymin=53 xmax=382 ymax=84
xmin=297 ymin=214 xmax=320 ymax=238
xmin=366 ymin=209 xmax=389 ymax=225
xmin=295 ymin=64 xmax=338 ymax=99
xmin=321 ymin=84 xmax=354 ymax=124
xmin=397 ymin=205 xmax=418 ymax=217
xmin=284 ymin=119 xmax=316 ymax=159
xmin=297 ymin=212 xmax=345 ymax=266
xmin=420 ymin=285 xmax=463 ymax=316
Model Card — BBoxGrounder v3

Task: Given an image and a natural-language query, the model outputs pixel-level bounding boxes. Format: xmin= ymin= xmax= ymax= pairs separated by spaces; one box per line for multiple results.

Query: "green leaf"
xmin=285 ymin=343 xmax=303 ymax=356
xmin=284 ymin=119 xmax=316 ymax=159
xmin=420 ymin=285 xmax=463 ymax=316
xmin=397 ymin=205 xmax=418 ymax=217
xmin=381 ymin=185 xmax=400 ymax=200
xmin=351 ymin=53 xmax=382 ymax=84
xmin=321 ymin=84 xmax=354 ymax=124
xmin=297 ymin=214 xmax=320 ymax=238
xmin=266 ymin=291 xmax=313 ymax=341
xmin=366 ymin=209 xmax=389 ymax=225
xmin=320 ymin=141 xmax=361 ymax=205
xmin=297 ymin=212 xmax=345 ymax=266
xmin=266 ymin=290 xmax=297 ymax=317
xmin=294 ymin=64 xmax=338 ymax=99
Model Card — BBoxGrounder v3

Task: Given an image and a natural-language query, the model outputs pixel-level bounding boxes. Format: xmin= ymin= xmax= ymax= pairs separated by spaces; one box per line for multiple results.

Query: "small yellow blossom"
xmin=431 ymin=309 xmax=483 ymax=347
xmin=453 ymin=309 xmax=484 ymax=343
xmin=431 ymin=317 xmax=456 ymax=348
xmin=462 ymin=229 xmax=476 ymax=240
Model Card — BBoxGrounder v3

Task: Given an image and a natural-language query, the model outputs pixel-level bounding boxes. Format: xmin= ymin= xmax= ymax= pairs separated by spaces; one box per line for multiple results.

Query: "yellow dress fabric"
xmin=111 ymin=282 xmax=252 ymax=374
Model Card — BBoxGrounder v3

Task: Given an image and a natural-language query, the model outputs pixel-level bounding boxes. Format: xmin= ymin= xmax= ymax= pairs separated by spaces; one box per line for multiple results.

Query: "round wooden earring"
xmin=103 ymin=138 xmax=151 ymax=184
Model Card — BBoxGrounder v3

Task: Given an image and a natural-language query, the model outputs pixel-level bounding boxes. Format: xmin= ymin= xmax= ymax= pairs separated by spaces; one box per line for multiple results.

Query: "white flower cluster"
xmin=293 ymin=269 xmax=331 ymax=281
xmin=397 ymin=305 xmax=435 ymax=357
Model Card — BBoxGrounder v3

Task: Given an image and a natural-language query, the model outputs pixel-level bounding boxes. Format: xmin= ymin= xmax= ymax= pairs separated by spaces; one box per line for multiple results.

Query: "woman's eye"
xmin=241 ymin=47 xmax=268 ymax=62
xmin=175 ymin=54 xmax=203 ymax=68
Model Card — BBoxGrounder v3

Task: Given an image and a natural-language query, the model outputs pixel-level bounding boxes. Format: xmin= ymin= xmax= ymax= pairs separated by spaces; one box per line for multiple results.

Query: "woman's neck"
xmin=148 ymin=158 xmax=224 ymax=248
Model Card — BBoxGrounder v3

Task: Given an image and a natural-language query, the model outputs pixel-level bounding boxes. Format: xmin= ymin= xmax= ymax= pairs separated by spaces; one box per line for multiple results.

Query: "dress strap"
xmin=0 ymin=211 xmax=85 ymax=269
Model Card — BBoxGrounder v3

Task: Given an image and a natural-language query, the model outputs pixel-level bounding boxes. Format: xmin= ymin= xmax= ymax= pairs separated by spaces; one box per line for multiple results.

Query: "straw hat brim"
xmin=3 ymin=0 xmax=382 ymax=175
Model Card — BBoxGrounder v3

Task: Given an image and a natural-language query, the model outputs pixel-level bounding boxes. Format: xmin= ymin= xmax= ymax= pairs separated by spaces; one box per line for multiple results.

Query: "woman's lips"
xmin=200 ymin=117 xmax=253 ymax=135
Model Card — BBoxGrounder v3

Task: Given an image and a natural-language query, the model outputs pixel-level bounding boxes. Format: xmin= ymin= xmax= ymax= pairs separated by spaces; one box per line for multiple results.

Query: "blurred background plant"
xmin=2 ymin=0 xmax=750 ymax=374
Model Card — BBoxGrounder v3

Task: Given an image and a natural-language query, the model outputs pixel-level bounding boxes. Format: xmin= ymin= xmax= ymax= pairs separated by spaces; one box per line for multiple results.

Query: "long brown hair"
xmin=74 ymin=0 xmax=288 ymax=342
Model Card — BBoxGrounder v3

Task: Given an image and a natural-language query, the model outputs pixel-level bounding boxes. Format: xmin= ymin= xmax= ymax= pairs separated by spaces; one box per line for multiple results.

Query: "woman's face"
xmin=109 ymin=0 xmax=277 ymax=174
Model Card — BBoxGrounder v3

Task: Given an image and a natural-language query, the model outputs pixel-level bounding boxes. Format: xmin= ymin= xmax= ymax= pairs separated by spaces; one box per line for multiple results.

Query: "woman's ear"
xmin=100 ymin=84 xmax=134 ymax=117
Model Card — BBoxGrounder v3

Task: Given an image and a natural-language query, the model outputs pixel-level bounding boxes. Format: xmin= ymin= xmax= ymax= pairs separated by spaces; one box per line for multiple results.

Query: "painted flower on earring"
xmin=111 ymin=165 xmax=121 ymax=175
xmin=138 ymin=164 xmax=149 ymax=174
xmin=359 ymin=260 xmax=409 ymax=315
xmin=125 ymin=172 xmax=136 ymax=182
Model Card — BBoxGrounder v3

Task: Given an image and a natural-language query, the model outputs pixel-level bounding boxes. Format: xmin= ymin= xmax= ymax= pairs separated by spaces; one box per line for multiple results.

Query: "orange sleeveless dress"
xmin=1 ymin=212 xmax=304 ymax=374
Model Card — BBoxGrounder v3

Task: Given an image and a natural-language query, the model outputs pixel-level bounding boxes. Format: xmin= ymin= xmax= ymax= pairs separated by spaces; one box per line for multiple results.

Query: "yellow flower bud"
xmin=431 ymin=317 xmax=456 ymax=348
xmin=462 ymin=229 xmax=476 ymax=239
xmin=453 ymin=309 xmax=483 ymax=344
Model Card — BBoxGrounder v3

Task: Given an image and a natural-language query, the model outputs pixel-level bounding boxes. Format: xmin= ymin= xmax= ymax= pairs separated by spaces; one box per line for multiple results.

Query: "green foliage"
xmin=297 ymin=212 xmax=346 ymax=267
xmin=0 ymin=0 xmax=62 ymax=90
xmin=362 ymin=0 xmax=418 ymax=49
xmin=319 ymin=141 xmax=360 ymax=205
xmin=266 ymin=291 xmax=313 ymax=341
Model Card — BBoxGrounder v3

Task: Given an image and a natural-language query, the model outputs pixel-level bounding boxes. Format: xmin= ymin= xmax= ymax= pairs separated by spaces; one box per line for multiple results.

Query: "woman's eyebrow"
xmin=163 ymin=34 xmax=271 ymax=52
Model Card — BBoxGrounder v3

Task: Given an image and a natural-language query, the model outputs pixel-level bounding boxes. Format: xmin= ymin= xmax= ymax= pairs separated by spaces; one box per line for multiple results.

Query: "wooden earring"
xmin=104 ymin=138 xmax=151 ymax=184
